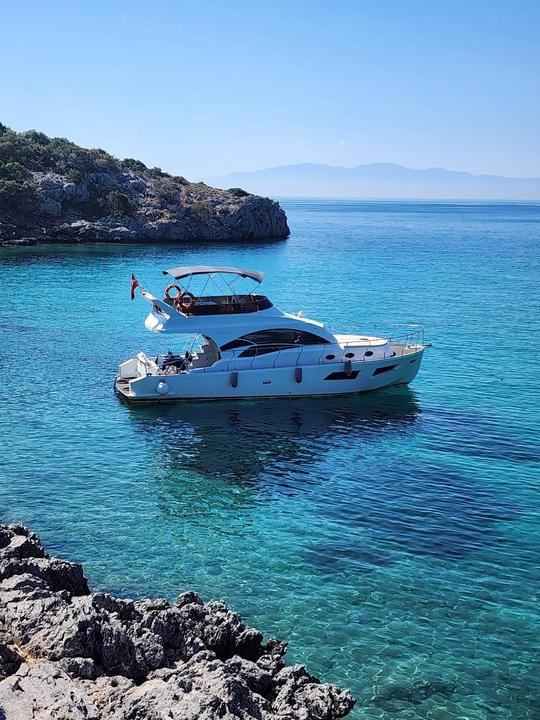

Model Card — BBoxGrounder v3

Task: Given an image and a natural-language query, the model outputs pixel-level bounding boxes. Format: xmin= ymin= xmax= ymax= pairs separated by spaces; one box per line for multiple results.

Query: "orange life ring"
xmin=180 ymin=291 xmax=195 ymax=309
xmin=164 ymin=284 xmax=183 ymax=302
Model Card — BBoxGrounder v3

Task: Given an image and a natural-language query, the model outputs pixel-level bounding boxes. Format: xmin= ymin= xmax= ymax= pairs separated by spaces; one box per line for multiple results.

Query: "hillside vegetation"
xmin=0 ymin=124 xmax=289 ymax=245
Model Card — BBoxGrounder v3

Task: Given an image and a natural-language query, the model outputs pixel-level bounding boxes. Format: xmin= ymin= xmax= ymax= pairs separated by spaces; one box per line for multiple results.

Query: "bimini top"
xmin=162 ymin=265 xmax=264 ymax=283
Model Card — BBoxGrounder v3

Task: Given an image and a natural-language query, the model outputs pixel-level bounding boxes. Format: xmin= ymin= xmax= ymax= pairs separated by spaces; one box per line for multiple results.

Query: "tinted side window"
xmin=220 ymin=338 xmax=253 ymax=352
xmin=242 ymin=329 xmax=327 ymax=345
xmin=238 ymin=346 xmax=279 ymax=358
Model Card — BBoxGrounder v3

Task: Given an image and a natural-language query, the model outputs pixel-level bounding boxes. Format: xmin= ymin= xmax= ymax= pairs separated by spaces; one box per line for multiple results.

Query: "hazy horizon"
xmin=207 ymin=161 xmax=540 ymax=200
xmin=211 ymin=160 xmax=540 ymax=181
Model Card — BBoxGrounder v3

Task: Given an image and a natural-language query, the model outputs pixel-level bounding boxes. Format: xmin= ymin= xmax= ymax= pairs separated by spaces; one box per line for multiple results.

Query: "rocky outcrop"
xmin=0 ymin=125 xmax=290 ymax=245
xmin=0 ymin=524 xmax=354 ymax=719
xmin=28 ymin=173 xmax=289 ymax=244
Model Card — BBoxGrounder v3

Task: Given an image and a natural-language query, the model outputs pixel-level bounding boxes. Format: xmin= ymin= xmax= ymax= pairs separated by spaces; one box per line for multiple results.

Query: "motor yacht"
xmin=115 ymin=265 xmax=426 ymax=402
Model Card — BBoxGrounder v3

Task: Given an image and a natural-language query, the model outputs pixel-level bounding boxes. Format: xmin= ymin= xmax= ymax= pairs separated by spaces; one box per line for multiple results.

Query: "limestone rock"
xmin=63 ymin=181 xmax=90 ymax=203
xmin=0 ymin=637 xmax=22 ymax=681
xmin=0 ymin=661 xmax=101 ymax=720
xmin=39 ymin=196 xmax=62 ymax=215
xmin=36 ymin=172 xmax=64 ymax=201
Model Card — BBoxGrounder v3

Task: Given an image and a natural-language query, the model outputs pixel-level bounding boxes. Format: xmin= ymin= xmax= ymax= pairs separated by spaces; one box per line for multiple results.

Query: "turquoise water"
xmin=1 ymin=200 xmax=539 ymax=718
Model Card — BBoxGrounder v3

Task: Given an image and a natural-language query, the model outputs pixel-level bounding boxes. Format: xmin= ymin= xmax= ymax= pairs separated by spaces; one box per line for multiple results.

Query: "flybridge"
xmin=156 ymin=265 xmax=268 ymax=316
xmin=133 ymin=263 xmax=331 ymax=340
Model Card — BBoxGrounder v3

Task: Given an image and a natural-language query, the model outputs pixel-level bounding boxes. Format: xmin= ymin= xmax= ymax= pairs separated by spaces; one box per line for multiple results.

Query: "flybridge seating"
xmin=161 ymin=265 xmax=272 ymax=316
xmin=164 ymin=294 xmax=272 ymax=316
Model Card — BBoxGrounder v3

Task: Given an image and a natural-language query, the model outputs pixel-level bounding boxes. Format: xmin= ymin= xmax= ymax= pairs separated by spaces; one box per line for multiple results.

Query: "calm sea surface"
xmin=1 ymin=200 xmax=539 ymax=719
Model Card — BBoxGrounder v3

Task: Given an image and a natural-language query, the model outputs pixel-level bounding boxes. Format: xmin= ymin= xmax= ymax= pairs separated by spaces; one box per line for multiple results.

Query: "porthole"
xmin=364 ymin=351 xmax=373 ymax=357
xmin=345 ymin=352 xmax=354 ymax=358
xmin=325 ymin=354 xmax=336 ymax=360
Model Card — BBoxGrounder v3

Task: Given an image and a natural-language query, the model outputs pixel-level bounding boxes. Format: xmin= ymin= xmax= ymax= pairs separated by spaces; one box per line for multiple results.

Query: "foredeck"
xmin=334 ymin=334 xmax=389 ymax=348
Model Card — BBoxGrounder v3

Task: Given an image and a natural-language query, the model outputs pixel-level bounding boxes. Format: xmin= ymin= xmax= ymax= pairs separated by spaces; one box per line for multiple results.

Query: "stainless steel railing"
xmin=150 ymin=324 xmax=426 ymax=375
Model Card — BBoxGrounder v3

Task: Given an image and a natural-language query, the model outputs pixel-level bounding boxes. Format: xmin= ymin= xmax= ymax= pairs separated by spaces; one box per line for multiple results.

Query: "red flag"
xmin=130 ymin=273 xmax=140 ymax=300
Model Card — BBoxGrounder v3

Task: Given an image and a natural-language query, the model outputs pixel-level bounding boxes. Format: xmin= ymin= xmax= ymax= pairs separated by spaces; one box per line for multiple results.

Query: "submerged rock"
xmin=0 ymin=524 xmax=354 ymax=719
xmin=372 ymin=678 xmax=457 ymax=711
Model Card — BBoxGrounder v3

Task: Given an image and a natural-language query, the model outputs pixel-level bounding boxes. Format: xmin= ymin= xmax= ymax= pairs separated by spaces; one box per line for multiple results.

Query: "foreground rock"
xmin=0 ymin=524 xmax=354 ymax=719
xmin=0 ymin=124 xmax=290 ymax=245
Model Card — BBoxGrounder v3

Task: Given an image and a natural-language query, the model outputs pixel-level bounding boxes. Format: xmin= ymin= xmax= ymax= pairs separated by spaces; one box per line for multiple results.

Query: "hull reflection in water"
xmin=126 ymin=387 xmax=420 ymax=486
xmin=124 ymin=387 xmax=514 ymax=562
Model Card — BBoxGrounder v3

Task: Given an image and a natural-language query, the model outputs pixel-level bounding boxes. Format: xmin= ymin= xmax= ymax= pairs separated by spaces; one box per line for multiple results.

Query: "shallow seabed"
xmin=1 ymin=200 xmax=539 ymax=719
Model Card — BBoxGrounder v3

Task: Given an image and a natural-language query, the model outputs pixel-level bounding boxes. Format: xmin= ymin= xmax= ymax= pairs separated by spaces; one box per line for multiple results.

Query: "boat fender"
xmin=344 ymin=359 xmax=353 ymax=377
xmin=156 ymin=381 xmax=169 ymax=395
xmin=230 ymin=371 xmax=238 ymax=388
xmin=295 ymin=367 xmax=303 ymax=383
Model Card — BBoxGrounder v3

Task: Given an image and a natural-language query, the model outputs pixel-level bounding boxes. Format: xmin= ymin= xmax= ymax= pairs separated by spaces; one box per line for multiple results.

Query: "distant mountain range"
xmin=207 ymin=162 xmax=540 ymax=200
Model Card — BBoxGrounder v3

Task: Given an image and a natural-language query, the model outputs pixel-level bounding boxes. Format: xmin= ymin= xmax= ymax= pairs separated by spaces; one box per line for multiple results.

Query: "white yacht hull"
xmin=115 ymin=347 xmax=424 ymax=402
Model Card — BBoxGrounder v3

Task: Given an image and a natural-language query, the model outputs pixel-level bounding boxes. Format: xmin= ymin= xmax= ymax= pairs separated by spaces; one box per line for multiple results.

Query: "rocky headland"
xmin=0 ymin=524 xmax=354 ymax=719
xmin=0 ymin=124 xmax=289 ymax=246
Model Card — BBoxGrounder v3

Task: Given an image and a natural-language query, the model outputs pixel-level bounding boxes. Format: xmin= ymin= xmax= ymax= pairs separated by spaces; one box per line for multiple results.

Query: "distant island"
xmin=209 ymin=162 xmax=540 ymax=200
xmin=0 ymin=124 xmax=289 ymax=246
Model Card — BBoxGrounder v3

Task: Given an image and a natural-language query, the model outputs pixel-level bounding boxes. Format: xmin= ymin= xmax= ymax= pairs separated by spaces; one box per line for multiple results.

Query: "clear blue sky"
xmin=1 ymin=0 xmax=539 ymax=180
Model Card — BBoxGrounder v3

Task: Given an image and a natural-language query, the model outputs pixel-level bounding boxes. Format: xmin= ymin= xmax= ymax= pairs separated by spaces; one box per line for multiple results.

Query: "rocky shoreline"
xmin=0 ymin=524 xmax=354 ymax=719
xmin=0 ymin=125 xmax=290 ymax=246
xmin=0 ymin=188 xmax=290 ymax=247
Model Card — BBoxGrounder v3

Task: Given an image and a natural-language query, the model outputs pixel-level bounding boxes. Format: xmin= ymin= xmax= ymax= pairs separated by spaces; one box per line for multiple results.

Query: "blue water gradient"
xmin=1 ymin=201 xmax=539 ymax=718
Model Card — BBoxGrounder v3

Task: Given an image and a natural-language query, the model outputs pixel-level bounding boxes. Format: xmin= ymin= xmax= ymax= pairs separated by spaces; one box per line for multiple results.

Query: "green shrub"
xmin=152 ymin=176 xmax=183 ymax=205
xmin=228 ymin=187 xmax=251 ymax=197
xmin=188 ymin=199 xmax=215 ymax=218
xmin=67 ymin=168 xmax=85 ymax=184
xmin=122 ymin=158 xmax=147 ymax=173
xmin=105 ymin=189 xmax=136 ymax=216
xmin=0 ymin=123 xmax=181 ymax=195
xmin=0 ymin=179 xmax=42 ymax=214
xmin=0 ymin=134 xmax=45 ymax=168
xmin=0 ymin=161 xmax=29 ymax=181
xmin=55 ymin=146 xmax=119 ymax=175
xmin=0 ymin=125 xmax=121 ymax=175
xmin=22 ymin=130 xmax=50 ymax=145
